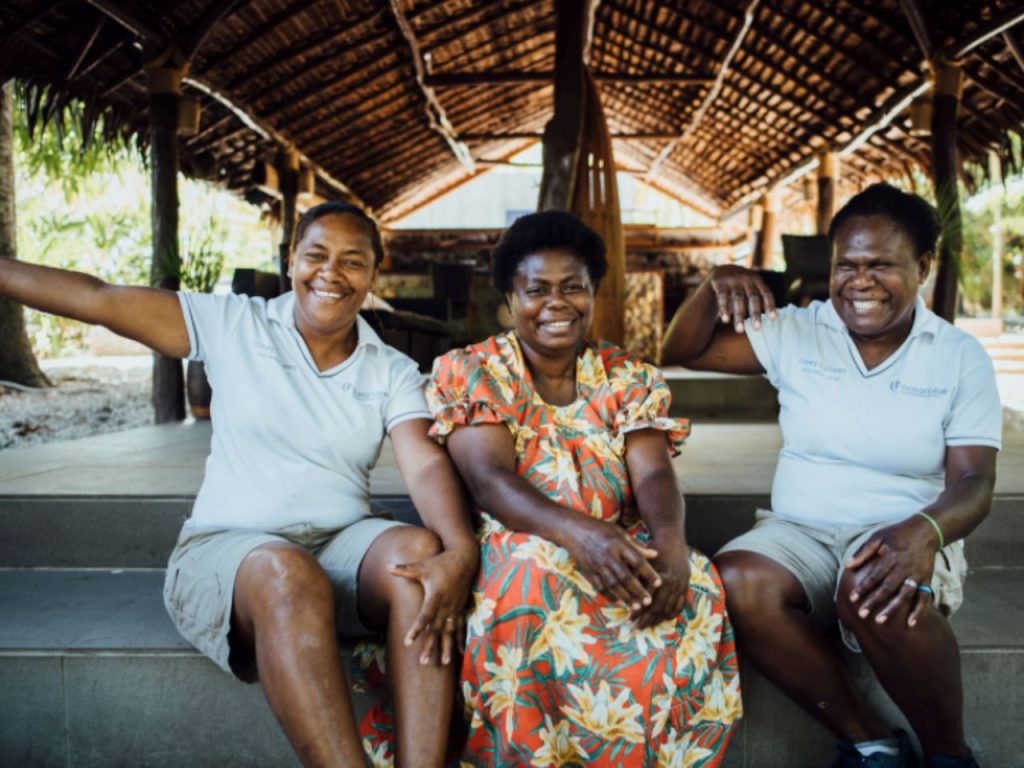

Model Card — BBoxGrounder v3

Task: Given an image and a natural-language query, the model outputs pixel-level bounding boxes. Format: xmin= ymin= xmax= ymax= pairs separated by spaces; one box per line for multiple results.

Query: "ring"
xmin=916 ymin=584 xmax=935 ymax=596
xmin=903 ymin=578 xmax=919 ymax=589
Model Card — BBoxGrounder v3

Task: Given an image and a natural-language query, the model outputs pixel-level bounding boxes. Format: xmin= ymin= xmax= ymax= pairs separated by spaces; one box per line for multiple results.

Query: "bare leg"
xmin=715 ymin=551 xmax=891 ymax=743
xmin=232 ymin=542 xmax=365 ymax=768
xmin=837 ymin=568 xmax=970 ymax=761
xmin=358 ymin=526 xmax=455 ymax=768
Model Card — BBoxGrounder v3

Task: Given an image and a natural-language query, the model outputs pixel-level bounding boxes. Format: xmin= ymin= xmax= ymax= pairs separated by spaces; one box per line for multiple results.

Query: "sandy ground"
xmin=0 ymin=356 xmax=153 ymax=450
xmin=1 ymin=349 xmax=1023 ymax=452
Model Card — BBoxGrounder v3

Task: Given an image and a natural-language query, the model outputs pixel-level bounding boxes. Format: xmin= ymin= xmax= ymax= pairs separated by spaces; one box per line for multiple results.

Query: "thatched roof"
xmin=3 ymin=0 xmax=1023 ymax=222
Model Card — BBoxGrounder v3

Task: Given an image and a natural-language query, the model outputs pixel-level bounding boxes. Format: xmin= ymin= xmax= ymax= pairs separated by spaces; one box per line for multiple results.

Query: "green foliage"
xmin=961 ymin=175 xmax=1024 ymax=317
xmin=11 ymin=84 xmax=275 ymax=357
xmin=12 ymin=82 xmax=132 ymax=198
xmin=179 ymin=219 xmax=227 ymax=293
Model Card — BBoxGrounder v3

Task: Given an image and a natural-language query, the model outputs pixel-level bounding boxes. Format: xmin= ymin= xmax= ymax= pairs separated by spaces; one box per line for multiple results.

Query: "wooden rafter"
xmin=954 ymin=5 xmax=1024 ymax=57
xmin=206 ymin=0 xmax=321 ymax=65
xmin=1005 ymin=31 xmax=1024 ymax=76
xmin=424 ymin=71 xmax=712 ymax=86
xmin=897 ymin=0 xmax=933 ymax=64
xmin=223 ymin=8 xmax=385 ymax=93
xmin=183 ymin=75 xmax=367 ymax=208
xmin=180 ymin=0 xmax=246 ymax=61
xmin=67 ymin=16 xmax=106 ymax=80
xmin=387 ymin=0 xmax=474 ymax=172
xmin=83 ymin=0 xmax=163 ymax=46
xmin=648 ymin=0 xmax=759 ymax=179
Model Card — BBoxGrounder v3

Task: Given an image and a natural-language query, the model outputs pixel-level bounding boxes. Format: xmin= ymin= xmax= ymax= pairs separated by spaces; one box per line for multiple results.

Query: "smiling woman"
xmin=0 ymin=200 xmax=479 ymax=768
xmin=364 ymin=211 xmax=743 ymax=767
xmin=661 ymin=184 xmax=1001 ymax=768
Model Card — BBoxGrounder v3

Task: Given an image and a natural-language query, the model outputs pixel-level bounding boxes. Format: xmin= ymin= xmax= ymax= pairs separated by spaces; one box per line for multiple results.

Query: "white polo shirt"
xmin=179 ymin=291 xmax=431 ymax=531
xmin=745 ymin=297 xmax=1002 ymax=527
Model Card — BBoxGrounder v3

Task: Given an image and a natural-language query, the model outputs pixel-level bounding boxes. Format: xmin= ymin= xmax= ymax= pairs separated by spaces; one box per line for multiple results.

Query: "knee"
xmin=714 ymin=552 xmax=789 ymax=619
xmin=388 ymin=526 xmax=443 ymax=565
xmin=836 ymin=566 xmax=912 ymax=645
xmin=239 ymin=543 xmax=332 ymax=616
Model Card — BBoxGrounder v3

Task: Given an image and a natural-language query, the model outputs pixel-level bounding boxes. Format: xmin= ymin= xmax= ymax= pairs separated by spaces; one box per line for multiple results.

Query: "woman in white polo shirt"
xmin=661 ymin=183 xmax=1000 ymax=768
xmin=0 ymin=201 xmax=478 ymax=768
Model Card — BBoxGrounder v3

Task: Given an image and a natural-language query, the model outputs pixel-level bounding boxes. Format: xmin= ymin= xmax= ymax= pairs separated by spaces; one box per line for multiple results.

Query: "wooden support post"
xmin=538 ymin=0 xmax=586 ymax=212
xmin=147 ymin=57 xmax=186 ymax=423
xmin=277 ymin=146 xmax=300 ymax=293
xmin=752 ymin=188 xmax=778 ymax=269
xmin=990 ymin=150 xmax=1003 ymax=323
xmin=930 ymin=57 xmax=962 ymax=322
xmin=816 ymin=152 xmax=839 ymax=235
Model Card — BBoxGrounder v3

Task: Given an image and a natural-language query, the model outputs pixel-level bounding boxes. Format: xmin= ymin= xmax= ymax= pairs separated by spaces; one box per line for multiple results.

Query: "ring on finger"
xmin=903 ymin=577 xmax=919 ymax=589
xmin=916 ymin=584 xmax=935 ymax=597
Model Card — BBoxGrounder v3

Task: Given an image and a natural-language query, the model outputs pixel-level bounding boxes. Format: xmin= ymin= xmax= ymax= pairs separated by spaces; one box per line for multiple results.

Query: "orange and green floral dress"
xmin=417 ymin=332 xmax=741 ymax=767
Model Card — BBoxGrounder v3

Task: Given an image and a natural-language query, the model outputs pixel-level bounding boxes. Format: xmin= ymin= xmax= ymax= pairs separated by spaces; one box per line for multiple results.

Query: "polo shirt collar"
xmin=816 ymin=295 xmax=936 ymax=339
xmin=266 ymin=291 xmax=384 ymax=352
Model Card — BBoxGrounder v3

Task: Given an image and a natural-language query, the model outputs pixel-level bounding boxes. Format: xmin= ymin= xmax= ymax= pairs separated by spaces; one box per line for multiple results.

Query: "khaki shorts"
xmin=717 ymin=510 xmax=967 ymax=651
xmin=163 ymin=516 xmax=404 ymax=682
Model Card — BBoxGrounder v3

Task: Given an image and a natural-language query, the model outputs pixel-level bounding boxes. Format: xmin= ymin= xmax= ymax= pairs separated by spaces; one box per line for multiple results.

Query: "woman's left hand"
xmin=389 ymin=546 xmax=479 ymax=665
xmin=631 ymin=535 xmax=691 ymax=629
xmin=846 ymin=515 xmax=939 ymax=627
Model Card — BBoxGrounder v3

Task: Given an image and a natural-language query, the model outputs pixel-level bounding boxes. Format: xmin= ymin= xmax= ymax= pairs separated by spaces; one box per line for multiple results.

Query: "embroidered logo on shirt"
xmin=889 ymin=380 xmax=949 ymax=397
xmin=799 ymin=358 xmax=846 ymax=381
xmin=254 ymin=341 xmax=295 ymax=370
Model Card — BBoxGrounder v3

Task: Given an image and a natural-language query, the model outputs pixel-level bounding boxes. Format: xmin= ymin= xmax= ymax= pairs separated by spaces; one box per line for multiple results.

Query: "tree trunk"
xmin=0 ymin=81 xmax=50 ymax=388
xmin=930 ymin=58 xmax=962 ymax=322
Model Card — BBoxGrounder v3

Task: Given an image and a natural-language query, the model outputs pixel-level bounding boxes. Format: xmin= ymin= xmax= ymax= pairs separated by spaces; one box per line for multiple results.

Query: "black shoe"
xmin=830 ymin=730 xmax=918 ymax=768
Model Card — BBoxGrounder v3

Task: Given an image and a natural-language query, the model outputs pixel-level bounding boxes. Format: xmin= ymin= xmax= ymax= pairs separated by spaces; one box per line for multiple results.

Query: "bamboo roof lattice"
xmin=2 ymin=0 xmax=1023 ymax=222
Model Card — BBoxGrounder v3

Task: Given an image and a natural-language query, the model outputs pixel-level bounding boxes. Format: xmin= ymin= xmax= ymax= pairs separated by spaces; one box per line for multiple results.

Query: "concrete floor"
xmin=0 ymin=418 xmax=1022 ymax=497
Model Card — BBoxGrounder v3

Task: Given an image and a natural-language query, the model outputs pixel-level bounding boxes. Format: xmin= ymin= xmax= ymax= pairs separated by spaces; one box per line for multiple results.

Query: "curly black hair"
xmin=292 ymin=201 xmax=385 ymax=267
xmin=828 ymin=183 xmax=941 ymax=261
xmin=492 ymin=211 xmax=608 ymax=294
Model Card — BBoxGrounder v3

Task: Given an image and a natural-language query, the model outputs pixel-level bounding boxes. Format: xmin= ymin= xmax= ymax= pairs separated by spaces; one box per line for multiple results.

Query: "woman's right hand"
xmin=561 ymin=517 xmax=662 ymax=611
xmin=708 ymin=265 xmax=778 ymax=333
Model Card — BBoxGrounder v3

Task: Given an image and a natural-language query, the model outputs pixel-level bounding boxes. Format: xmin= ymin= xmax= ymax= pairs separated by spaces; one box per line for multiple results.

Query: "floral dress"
xmin=394 ymin=332 xmax=741 ymax=768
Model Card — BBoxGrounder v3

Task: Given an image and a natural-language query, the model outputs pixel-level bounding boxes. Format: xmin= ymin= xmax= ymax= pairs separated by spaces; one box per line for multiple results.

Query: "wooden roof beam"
xmin=83 ymin=0 xmax=163 ymax=47
xmin=387 ymin=0 xmax=474 ymax=172
xmin=462 ymin=131 xmax=684 ymax=140
xmin=183 ymin=75 xmax=368 ymax=209
xmin=423 ymin=72 xmax=713 ymax=86
xmin=897 ymin=0 xmax=933 ymax=65
xmin=66 ymin=17 xmax=106 ymax=81
xmin=180 ymin=0 xmax=246 ymax=61
xmin=720 ymin=78 xmax=931 ymax=219
xmin=954 ymin=5 xmax=1024 ymax=57
xmin=211 ymin=0 xmax=321 ymax=64
xmin=1005 ymin=32 xmax=1024 ymax=76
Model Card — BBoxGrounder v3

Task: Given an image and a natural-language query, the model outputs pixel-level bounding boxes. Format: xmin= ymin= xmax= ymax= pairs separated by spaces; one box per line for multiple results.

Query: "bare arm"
xmin=848 ymin=445 xmax=997 ymax=625
xmin=0 ymin=258 xmax=190 ymax=358
xmin=446 ymin=423 xmax=662 ymax=609
xmin=387 ymin=418 xmax=480 ymax=664
xmin=661 ymin=265 xmax=774 ymax=374
xmin=624 ymin=428 xmax=691 ymax=627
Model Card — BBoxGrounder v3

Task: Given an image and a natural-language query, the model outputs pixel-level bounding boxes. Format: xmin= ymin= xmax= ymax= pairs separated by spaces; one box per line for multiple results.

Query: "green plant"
xmin=179 ymin=220 xmax=226 ymax=293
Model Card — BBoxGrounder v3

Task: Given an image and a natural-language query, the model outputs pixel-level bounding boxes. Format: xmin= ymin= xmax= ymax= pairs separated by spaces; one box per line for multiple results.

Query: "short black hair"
xmin=828 ymin=183 xmax=941 ymax=260
xmin=292 ymin=201 xmax=384 ymax=267
xmin=492 ymin=211 xmax=608 ymax=294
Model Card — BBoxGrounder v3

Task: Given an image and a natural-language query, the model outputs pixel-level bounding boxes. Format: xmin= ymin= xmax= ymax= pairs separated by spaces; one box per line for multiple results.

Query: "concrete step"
xmin=0 ymin=568 xmax=1021 ymax=767
xmin=2 ymin=493 xmax=1021 ymax=570
xmin=663 ymin=368 xmax=780 ymax=420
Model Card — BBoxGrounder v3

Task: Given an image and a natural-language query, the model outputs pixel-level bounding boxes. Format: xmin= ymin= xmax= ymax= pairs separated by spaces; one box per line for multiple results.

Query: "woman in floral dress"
xmin=427 ymin=211 xmax=741 ymax=767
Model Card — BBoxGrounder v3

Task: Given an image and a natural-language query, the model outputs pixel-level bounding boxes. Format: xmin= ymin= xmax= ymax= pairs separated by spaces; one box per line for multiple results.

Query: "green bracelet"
xmin=916 ymin=511 xmax=945 ymax=549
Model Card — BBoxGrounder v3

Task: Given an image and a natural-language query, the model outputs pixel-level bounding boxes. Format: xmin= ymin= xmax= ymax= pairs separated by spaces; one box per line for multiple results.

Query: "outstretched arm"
xmin=0 ymin=259 xmax=190 ymax=358
xmin=446 ymin=423 xmax=662 ymax=611
xmin=661 ymin=264 xmax=774 ymax=374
